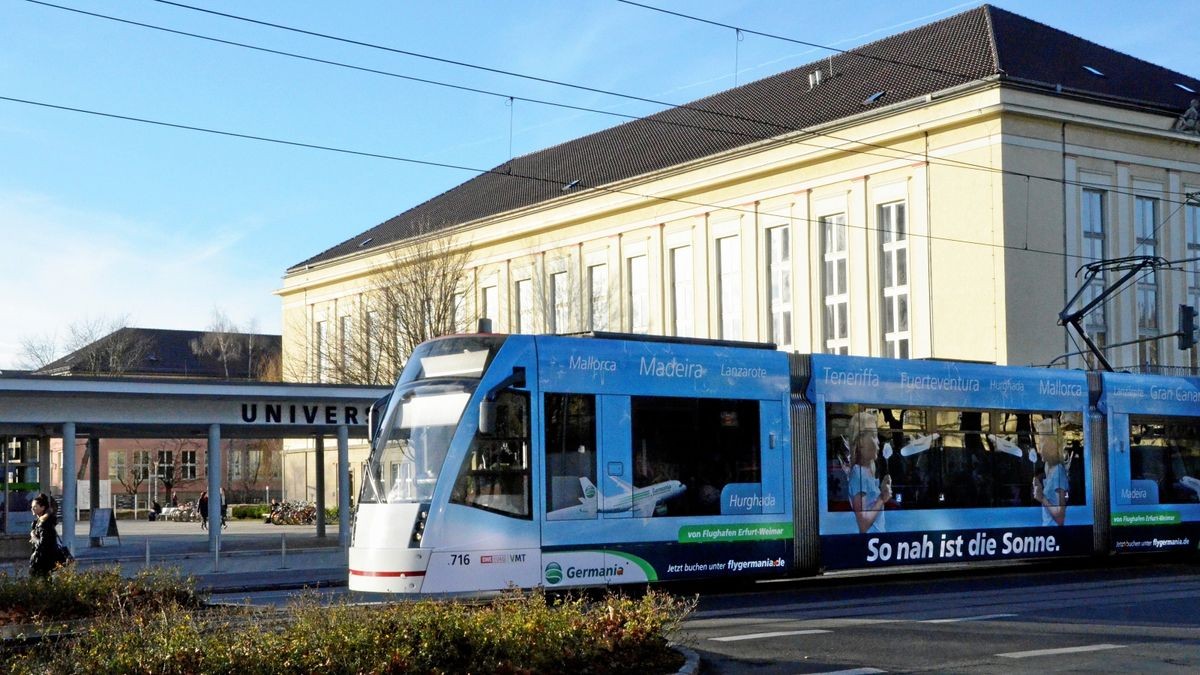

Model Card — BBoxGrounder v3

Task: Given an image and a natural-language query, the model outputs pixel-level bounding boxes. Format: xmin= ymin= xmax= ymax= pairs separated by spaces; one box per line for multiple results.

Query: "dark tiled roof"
xmin=291 ymin=4 xmax=1200 ymax=271
xmin=36 ymin=327 xmax=281 ymax=380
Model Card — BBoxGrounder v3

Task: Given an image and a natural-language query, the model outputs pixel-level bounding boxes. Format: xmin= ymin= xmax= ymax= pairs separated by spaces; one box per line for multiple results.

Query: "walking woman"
xmin=198 ymin=491 xmax=209 ymax=530
xmin=29 ymin=493 xmax=64 ymax=579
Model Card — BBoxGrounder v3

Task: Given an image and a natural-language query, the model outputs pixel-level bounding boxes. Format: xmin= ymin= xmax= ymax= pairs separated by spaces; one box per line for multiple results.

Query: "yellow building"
xmin=278 ymin=6 xmax=1200 ymax=494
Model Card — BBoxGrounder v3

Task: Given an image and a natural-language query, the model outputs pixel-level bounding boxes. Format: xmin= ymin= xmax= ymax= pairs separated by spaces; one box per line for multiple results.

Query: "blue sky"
xmin=1 ymin=0 xmax=1195 ymax=368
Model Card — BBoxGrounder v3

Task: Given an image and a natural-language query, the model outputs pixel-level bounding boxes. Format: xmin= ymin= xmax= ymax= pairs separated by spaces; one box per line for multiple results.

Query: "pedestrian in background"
xmin=198 ymin=491 xmax=209 ymax=530
xmin=29 ymin=493 xmax=64 ymax=579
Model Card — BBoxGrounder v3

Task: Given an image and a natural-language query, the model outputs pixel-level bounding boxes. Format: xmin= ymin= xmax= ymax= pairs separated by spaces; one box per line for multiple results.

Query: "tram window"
xmin=544 ymin=393 xmax=598 ymax=520
xmin=450 ymin=390 xmax=532 ymax=518
xmin=1129 ymin=417 xmax=1200 ymax=505
xmin=629 ymin=396 xmax=761 ymax=517
xmin=826 ymin=405 xmax=1085 ymax=512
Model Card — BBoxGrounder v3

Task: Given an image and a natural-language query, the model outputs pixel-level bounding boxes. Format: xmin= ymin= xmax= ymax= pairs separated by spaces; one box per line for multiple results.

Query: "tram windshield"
xmin=359 ymin=335 xmax=505 ymax=504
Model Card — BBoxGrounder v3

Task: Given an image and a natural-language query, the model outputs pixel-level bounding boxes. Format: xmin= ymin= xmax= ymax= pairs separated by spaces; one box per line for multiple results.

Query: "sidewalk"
xmin=65 ymin=517 xmax=349 ymax=593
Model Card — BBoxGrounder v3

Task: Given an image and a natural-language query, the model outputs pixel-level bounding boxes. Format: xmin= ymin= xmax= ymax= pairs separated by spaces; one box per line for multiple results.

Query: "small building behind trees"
xmin=29 ymin=327 xmax=284 ymax=510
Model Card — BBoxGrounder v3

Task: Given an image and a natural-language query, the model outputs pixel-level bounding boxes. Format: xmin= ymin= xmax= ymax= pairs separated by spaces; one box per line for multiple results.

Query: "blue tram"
xmin=348 ymin=332 xmax=1198 ymax=593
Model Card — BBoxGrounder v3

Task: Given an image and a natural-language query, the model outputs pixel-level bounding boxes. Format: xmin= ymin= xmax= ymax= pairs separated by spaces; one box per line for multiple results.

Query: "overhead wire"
xmin=0 ymin=92 xmax=1096 ymax=267
xmin=613 ymin=0 xmax=983 ymax=82
xmin=9 ymin=3 xmax=1199 ymax=269
xmin=11 ymin=2 xmax=1198 ymax=363
xmin=118 ymin=0 xmax=1198 ymax=208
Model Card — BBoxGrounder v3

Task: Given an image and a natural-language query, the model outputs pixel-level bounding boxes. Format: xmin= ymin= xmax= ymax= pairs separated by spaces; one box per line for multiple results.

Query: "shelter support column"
xmin=315 ymin=435 xmax=325 ymax=538
xmin=208 ymin=424 xmax=221 ymax=553
xmin=61 ymin=422 xmax=76 ymax=554
xmin=88 ymin=437 xmax=100 ymax=547
xmin=37 ymin=435 xmax=51 ymax=493
xmin=337 ymin=425 xmax=349 ymax=547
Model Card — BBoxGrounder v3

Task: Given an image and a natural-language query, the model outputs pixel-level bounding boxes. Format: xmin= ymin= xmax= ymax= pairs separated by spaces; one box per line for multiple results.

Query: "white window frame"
xmin=314 ymin=319 xmax=329 ymax=383
xmin=550 ymin=271 xmax=570 ymax=334
xmin=108 ymin=451 xmax=126 ymax=480
xmin=1081 ymin=188 xmax=1108 ymax=366
xmin=588 ymin=263 xmax=608 ymax=331
xmin=821 ymin=213 xmax=849 ymax=355
xmin=156 ymin=450 xmax=173 ymax=480
xmin=339 ymin=315 xmax=353 ymax=380
xmin=670 ymin=246 xmax=694 ymax=337
xmin=879 ymin=201 xmax=909 ymax=359
xmin=453 ymin=291 xmax=466 ymax=333
xmin=229 ymin=450 xmax=243 ymax=480
xmin=717 ymin=235 xmax=741 ymax=340
xmin=515 ymin=278 xmax=534 ymax=334
xmin=628 ymin=255 xmax=649 ymax=334
xmin=1135 ymin=195 xmax=1160 ymax=367
xmin=133 ymin=450 xmax=150 ymax=481
xmin=481 ymin=285 xmax=498 ymax=325
xmin=181 ymin=450 xmax=197 ymax=481
xmin=766 ymin=225 xmax=791 ymax=348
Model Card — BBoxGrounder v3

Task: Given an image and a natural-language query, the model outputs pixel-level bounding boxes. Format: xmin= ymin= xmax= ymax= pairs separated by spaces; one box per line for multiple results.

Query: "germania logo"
xmin=544 ymin=562 xmax=563 ymax=585
xmin=584 ymin=486 xmax=596 ymax=498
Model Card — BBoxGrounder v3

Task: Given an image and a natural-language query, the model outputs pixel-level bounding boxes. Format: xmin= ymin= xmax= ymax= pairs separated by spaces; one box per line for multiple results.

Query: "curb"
xmin=672 ymin=645 xmax=701 ymax=675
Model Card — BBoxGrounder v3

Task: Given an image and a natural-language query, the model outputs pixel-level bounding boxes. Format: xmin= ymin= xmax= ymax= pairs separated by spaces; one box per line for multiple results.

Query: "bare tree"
xmin=229 ymin=439 xmax=276 ymax=502
xmin=114 ymin=450 xmax=149 ymax=497
xmin=302 ymin=225 xmax=470 ymax=385
xmin=190 ymin=309 xmax=243 ymax=378
xmin=66 ymin=315 xmax=152 ymax=375
xmin=17 ymin=332 xmax=60 ymax=370
xmin=150 ymin=439 xmax=202 ymax=504
xmin=20 ymin=315 xmax=151 ymax=375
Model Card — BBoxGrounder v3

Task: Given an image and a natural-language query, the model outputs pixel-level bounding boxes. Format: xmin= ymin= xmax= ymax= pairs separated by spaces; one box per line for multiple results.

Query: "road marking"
xmin=807 ymin=669 xmax=886 ymax=675
xmin=997 ymin=644 xmax=1126 ymax=659
xmin=923 ymin=613 xmax=1017 ymax=623
xmin=710 ymin=629 xmax=831 ymax=642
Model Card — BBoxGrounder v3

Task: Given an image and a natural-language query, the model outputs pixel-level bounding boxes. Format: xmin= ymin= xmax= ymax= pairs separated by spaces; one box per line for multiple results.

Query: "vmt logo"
xmin=544 ymin=562 xmax=563 ymax=585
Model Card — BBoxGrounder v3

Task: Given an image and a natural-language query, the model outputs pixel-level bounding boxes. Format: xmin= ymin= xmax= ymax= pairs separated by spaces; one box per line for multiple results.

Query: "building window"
xmin=453 ymin=292 xmax=466 ymax=333
xmin=717 ymin=236 xmax=741 ymax=339
xmin=766 ymin=226 xmax=791 ymax=348
xmin=628 ymin=255 xmax=649 ymax=334
xmin=314 ymin=320 xmax=330 ymax=383
xmin=366 ymin=310 xmax=381 ymax=382
xmin=822 ymin=214 xmax=849 ymax=355
xmin=588 ymin=264 xmax=608 ymax=331
xmin=108 ymin=451 xmax=126 ymax=480
xmin=879 ymin=202 xmax=909 ymax=359
xmin=670 ymin=246 xmax=694 ymax=337
xmin=133 ymin=450 xmax=150 ymax=481
xmin=1081 ymin=189 xmax=1107 ymax=367
xmin=339 ymin=315 xmax=353 ymax=381
xmin=1188 ymin=202 xmax=1200 ymax=370
xmin=181 ymin=450 xmax=197 ymax=480
xmin=230 ymin=450 xmax=243 ymax=480
xmin=515 ymin=278 xmax=534 ymax=334
xmin=156 ymin=451 xmax=173 ymax=480
xmin=247 ymin=450 xmax=262 ymax=481
xmin=1135 ymin=196 xmax=1160 ymax=367
xmin=481 ymin=285 xmax=498 ymax=326
xmin=550 ymin=271 xmax=570 ymax=334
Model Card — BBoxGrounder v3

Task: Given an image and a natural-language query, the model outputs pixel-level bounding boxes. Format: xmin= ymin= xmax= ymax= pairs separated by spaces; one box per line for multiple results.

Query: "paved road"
xmin=62 ymin=517 xmax=348 ymax=593
xmin=683 ymin=562 xmax=1200 ymax=673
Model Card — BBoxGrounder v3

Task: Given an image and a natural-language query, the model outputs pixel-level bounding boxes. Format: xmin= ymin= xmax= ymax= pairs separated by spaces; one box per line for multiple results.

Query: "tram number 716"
xmin=450 ymin=554 xmax=471 ymax=566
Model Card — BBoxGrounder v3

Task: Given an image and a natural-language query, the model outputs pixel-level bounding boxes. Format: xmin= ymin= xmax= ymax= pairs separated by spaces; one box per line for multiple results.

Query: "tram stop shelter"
xmin=0 ymin=375 xmax=389 ymax=554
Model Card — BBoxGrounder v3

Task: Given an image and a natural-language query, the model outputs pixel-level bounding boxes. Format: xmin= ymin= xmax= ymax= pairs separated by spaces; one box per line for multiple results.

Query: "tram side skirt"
xmin=789 ymin=353 xmax=820 ymax=574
